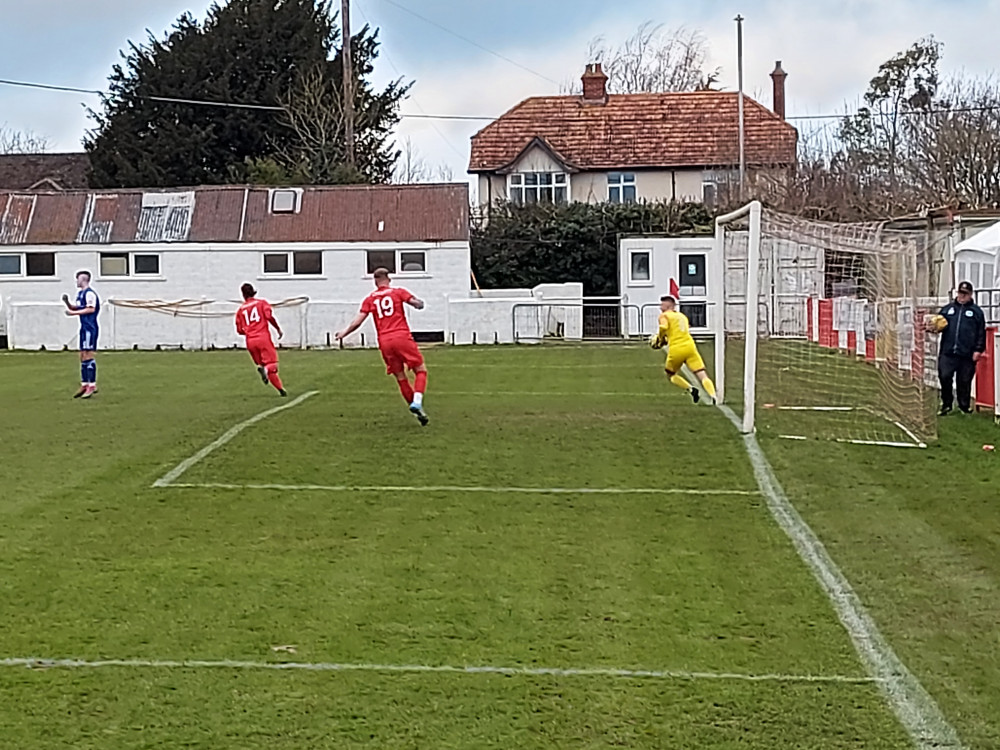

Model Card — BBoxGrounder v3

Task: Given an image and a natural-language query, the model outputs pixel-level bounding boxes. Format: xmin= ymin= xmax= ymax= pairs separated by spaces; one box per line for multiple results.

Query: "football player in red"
xmin=335 ymin=268 xmax=429 ymax=425
xmin=236 ymin=283 xmax=286 ymax=396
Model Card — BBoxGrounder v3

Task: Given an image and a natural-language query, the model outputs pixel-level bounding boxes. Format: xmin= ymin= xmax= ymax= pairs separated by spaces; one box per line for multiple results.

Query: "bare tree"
xmin=0 ymin=125 xmax=49 ymax=154
xmin=903 ymin=75 xmax=1000 ymax=209
xmin=571 ymin=23 xmax=716 ymax=94
xmin=274 ymin=67 xmax=354 ymax=183
xmin=393 ymin=137 xmax=455 ymax=184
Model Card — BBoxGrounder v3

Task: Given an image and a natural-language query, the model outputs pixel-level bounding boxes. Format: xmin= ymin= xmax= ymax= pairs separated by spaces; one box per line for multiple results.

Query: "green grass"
xmin=0 ymin=345 xmax=997 ymax=748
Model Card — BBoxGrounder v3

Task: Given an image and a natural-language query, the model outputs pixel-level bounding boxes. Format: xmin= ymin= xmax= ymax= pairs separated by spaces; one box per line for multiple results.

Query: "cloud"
xmin=5 ymin=0 xmax=1000 ymax=183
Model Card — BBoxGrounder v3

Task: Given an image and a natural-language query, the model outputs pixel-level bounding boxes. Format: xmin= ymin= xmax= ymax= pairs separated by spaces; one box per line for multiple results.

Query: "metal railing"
xmin=511 ymin=299 xmax=641 ymax=342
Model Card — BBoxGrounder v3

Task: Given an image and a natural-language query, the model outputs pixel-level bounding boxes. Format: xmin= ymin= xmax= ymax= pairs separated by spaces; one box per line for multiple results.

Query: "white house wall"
xmin=1 ymin=241 xmax=471 ymax=350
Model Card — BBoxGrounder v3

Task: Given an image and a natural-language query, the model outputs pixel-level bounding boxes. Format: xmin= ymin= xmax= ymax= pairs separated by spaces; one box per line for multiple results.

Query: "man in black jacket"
xmin=933 ymin=280 xmax=987 ymax=415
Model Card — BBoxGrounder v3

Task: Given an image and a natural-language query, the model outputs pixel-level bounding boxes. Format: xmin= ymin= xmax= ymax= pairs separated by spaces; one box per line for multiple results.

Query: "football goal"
xmin=716 ymin=201 xmax=943 ymax=448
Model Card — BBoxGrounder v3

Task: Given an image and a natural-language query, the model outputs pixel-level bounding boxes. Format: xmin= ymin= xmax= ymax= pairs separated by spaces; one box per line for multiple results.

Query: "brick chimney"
xmin=770 ymin=61 xmax=787 ymax=120
xmin=581 ymin=63 xmax=608 ymax=104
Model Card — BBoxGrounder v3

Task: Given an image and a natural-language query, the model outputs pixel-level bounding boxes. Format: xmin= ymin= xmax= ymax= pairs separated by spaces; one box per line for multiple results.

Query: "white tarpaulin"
xmin=954 ymin=222 xmax=1000 ymax=289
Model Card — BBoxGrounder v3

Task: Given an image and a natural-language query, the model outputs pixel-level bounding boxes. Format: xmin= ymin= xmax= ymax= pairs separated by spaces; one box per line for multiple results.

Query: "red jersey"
xmin=362 ymin=286 xmax=414 ymax=341
xmin=236 ymin=297 xmax=276 ymax=340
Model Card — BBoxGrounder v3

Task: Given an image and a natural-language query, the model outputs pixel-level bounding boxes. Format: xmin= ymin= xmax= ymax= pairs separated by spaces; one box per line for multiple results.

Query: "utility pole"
xmin=342 ymin=0 xmax=356 ymax=169
xmin=735 ymin=14 xmax=746 ymax=199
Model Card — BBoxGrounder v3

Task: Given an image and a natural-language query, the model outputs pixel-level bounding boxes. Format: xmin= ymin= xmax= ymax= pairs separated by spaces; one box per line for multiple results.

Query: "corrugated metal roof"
xmin=0 ymin=183 xmax=470 ymax=246
xmin=0 ymin=194 xmax=36 ymax=244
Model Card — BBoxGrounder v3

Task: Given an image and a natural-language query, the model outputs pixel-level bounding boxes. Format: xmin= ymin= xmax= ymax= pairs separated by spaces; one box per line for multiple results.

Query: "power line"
xmin=376 ymin=0 xmax=560 ymax=87
xmin=7 ymin=76 xmax=1000 ymax=124
xmin=355 ymin=0 xmax=467 ymax=161
xmin=0 ymin=77 xmax=285 ymax=112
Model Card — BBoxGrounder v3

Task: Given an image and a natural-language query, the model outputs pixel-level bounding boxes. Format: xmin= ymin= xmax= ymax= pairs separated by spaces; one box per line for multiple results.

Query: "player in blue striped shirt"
xmin=62 ymin=270 xmax=100 ymax=399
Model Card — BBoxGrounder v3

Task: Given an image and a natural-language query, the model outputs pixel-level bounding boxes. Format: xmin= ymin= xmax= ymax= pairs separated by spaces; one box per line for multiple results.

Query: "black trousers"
xmin=938 ymin=352 xmax=977 ymax=411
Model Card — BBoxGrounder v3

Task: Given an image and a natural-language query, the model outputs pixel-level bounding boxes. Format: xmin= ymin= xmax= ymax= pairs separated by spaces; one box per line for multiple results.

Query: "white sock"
xmin=413 ymin=392 xmax=423 ymax=408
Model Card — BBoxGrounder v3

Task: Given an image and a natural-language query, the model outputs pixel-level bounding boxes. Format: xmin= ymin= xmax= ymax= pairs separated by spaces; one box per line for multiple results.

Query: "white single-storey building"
xmin=618 ymin=236 xmax=719 ymax=337
xmin=0 ymin=184 xmax=478 ymax=350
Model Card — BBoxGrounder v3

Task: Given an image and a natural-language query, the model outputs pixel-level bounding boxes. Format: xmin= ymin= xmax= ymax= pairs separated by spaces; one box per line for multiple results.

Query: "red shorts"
xmin=246 ymin=337 xmax=277 ymax=367
xmin=379 ymin=336 xmax=424 ymax=375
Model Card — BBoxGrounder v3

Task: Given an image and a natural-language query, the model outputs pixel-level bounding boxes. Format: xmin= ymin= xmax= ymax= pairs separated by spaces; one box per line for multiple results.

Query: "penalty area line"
xmin=152 ymin=391 xmax=319 ymax=488
xmin=0 ymin=657 xmax=879 ymax=685
xmin=160 ymin=482 xmax=761 ymax=497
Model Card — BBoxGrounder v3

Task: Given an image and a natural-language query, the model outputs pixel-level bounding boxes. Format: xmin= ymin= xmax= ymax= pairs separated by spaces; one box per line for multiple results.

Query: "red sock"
xmin=397 ymin=377 xmax=414 ymax=403
xmin=414 ymin=371 xmax=427 ymax=395
xmin=266 ymin=363 xmax=284 ymax=391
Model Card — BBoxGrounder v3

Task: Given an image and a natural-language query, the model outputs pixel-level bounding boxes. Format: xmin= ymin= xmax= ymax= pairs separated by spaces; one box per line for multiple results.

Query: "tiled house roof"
xmin=0 ymin=153 xmax=91 ymax=190
xmin=469 ymin=91 xmax=798 ymax=173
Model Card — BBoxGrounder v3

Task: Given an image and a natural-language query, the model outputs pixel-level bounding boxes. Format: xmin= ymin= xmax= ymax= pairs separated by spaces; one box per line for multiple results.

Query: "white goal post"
xmin=716 ymin=201 xmax=942 ymax=448
xmin=715 ymin=201 xmax=762 ymax=434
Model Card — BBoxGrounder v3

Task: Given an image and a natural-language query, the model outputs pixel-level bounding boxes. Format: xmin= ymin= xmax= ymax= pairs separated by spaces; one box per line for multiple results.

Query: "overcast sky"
xmin=2 ymin=0 xmax=999 ymax=181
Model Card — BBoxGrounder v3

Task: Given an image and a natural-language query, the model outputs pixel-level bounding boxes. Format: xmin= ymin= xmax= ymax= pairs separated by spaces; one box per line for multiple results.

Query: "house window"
xmin=509 ymin=173 xmax=568 ymax=205
xmin=262 ymin=251 xmax=323 ymax=276
xmin=100 ymin=253 xmax=129 ymax=277
xmin=608 ymin=172 xmax=636 ymax=204
xmin=263 ymin=253 xmax=289 ymax=274
xmin=134 ymin=254 xmax=161 ymax=275
xmin=293 ymin=251 xmax=323 ymax=275
xmin=99 ymin=253 xmax=161 ymax=277
xmin=25 ymin=252 xmax=56 ymax=277
xmin=0 ymin=254 xmax=22 ymax=275
xmin=367 ymin=250 xmax=396 ymax=274
xmin=0 ymin=253 xmax=56 ymax=277
xmin=629 ymin=250 xmax=651 ymax=283
xmin=366 ymin=250 xmax=429 ymax=275
xmin=400 ymin=251 xmax=426 ymax=273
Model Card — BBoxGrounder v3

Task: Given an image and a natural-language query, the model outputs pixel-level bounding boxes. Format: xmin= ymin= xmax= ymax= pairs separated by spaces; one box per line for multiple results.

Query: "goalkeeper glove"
xmin=648 ymin=334 xmax=663 ymax=350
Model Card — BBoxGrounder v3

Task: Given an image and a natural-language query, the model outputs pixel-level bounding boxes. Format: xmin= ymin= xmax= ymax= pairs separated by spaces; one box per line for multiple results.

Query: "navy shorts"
xmin=80 ymin=327 xmax=99 ymax=351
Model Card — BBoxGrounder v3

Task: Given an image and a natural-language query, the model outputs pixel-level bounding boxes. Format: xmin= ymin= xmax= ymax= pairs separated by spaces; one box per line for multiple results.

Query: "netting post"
xmin=742 ymin=201 xmax=763 ymax=434
xmin=713 ymin=220 xmax=727 ymax=404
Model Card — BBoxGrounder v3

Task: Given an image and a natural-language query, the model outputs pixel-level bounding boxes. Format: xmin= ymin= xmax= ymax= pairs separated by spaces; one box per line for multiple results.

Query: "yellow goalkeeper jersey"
xmin=657 ymin=310 xmax=695 ymax=349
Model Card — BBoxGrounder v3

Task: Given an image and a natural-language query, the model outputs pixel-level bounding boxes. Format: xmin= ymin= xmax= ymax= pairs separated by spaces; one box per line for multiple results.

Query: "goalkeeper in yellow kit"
xmin=650 ymin=295 xmax=717 ymax=404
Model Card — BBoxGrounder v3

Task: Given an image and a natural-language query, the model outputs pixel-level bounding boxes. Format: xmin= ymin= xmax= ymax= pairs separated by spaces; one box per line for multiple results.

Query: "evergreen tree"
xmin=85 ymin=0 xmax=408 ymax=188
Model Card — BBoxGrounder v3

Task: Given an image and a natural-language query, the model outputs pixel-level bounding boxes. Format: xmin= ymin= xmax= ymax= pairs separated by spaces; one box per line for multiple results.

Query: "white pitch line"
xmin=0 ymin=657 xmax=880 ymax=685
xmin=343 ymin=390 xmax=667 ymax=398
xmin=163 ymin=482 xmax=760 ymax=497
xmin=152 ymin=391 xmax=319 ymax=488
xmin=719 ymin=404 xmax=965 ymax=749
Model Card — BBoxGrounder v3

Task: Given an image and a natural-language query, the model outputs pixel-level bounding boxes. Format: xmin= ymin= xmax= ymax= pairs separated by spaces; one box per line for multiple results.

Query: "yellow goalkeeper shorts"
xmin=665 ymin=343 xmax=705 ymax=374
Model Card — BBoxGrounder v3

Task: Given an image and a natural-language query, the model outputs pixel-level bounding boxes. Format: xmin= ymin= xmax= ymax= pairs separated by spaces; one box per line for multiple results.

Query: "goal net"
xmin=718 ymin=202 xmax=943 ymax=448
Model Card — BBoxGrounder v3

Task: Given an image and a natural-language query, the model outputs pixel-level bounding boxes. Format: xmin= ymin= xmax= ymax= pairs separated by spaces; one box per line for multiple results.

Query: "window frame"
xmin=25 ymin=252 xmax=57 ymax=278
xmin=261 ymin=250 xmax=325 ymax=278
xmin=0 ymin=253 xmax=24 ymax=277
xmin=98 ymin=252 xmax=162 ymax=278
xmin=268 ymin=188 xmax=303 ymax=214
xmin=0 ymin=252 xmax=57 ymax=278
xmin=508 ymin=172 xmax=569 ymax=205
xmin=365 ymin=249 xmax=429 ymax=277
xmin=607 ymin=172 xmax=637 ymax=204
xmin=628 ymin=249 xmax=653 ymax=286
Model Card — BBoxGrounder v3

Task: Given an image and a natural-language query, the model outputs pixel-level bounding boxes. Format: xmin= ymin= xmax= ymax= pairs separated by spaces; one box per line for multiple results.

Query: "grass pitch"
xmin=0 ymin=345 xmax=997 ymax=748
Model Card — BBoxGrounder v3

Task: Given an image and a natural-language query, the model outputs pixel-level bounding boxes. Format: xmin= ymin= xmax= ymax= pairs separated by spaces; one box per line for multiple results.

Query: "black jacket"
xmin=938 ymin=299 xmax=987 ymax=359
